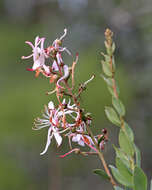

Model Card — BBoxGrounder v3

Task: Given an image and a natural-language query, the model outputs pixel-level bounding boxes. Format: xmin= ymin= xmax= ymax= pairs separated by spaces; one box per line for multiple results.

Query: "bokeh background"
xmin=1 ymin=0 xmax=152 ymax=189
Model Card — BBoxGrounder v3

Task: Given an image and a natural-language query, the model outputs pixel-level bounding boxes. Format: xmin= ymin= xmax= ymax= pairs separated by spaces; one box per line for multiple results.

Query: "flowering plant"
xmin=22 ymin=28 xmax=151 ymax=190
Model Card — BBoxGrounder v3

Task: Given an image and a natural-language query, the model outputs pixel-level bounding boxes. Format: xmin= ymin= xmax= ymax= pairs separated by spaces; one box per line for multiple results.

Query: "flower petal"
xmin=56 ymin=52 xmax=63 ymax=65
xmin=40 ymin=38 xmax=45 ymax=50
xmin=21 ymin=54 xmax=33 ymax=59
xmin=52 ymin=127 xmax=62 ymax=146
xmin=59 ymin=28 xmax=67 ymax=41
xmin=32 ymin=60 xmax=41 ymax=70
xmin=35 ymin=36 xmax=40 ymax=46
xmin=40 ymin=127 xmax=53 ymax=155
xmin=25 ymin=41 xmax=34 ymax=49
xmin=72 ymin=134 xmax=81 ymax=142
xmin=43 ymin=64 xmax=50 ymax=74
xmin=52 ymin=60 xmax=59 ymax=71
xmin=48 ymin=101 xmax=54 ymax=110
xmin=78 ymin=140 xmax=85 ymax=147
xmin=57 ymin=65 xmax=69 ymax=88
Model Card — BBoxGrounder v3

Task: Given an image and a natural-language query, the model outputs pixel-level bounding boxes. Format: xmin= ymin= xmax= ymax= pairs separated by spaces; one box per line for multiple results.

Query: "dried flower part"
xmin=104 ymin=28 xmax=113 ymax=46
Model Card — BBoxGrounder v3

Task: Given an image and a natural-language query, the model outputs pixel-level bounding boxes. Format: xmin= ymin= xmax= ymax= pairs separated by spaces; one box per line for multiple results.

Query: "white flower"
xmin=72 ymin=134 xmax=85 ymax=146
xmin=34 ymin=101 xmax=62 ymax=155
xmin=22 ymin=36 xmax=49 ymax=73
xmin=71 ymin=124 xmax=92 ymax=147
xmin=72 ymin=133 xmax=94 ymax=148
xmin=34 ymin=100 xmax=78 ymax=155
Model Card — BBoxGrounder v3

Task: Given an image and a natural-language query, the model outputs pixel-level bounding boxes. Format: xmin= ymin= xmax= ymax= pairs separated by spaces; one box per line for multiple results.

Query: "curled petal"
xmin=40 ymin=127 xmax=53 ymax=155
xmin=59 ymin=28 xmax=67 ymax=41
xmin=25 ymin=41 xmax=34 ymax=49
xmin=57 ymin=65 xmax=69 ymax=88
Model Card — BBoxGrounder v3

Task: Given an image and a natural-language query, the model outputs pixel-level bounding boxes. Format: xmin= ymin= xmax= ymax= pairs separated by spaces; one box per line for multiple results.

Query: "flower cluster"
xmin=22 ymin=29 xmax=108 ymax=157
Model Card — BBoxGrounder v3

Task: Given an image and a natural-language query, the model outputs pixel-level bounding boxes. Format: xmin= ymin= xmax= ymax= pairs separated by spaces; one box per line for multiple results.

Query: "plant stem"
xmin=86 ymin=123 xmax=117 ymax=187
xmin=109 ymin=54 xmax=125 ymax=131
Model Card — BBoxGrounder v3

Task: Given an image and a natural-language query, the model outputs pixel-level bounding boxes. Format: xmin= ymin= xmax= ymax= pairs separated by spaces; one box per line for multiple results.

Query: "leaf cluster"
xmin=95 ymin=29 xmax=150 ymax=190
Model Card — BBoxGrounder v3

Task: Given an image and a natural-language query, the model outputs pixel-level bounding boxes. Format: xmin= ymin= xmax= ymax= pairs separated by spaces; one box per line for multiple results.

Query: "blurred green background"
xmin=1 ymin=0 xmax=152 ymax=189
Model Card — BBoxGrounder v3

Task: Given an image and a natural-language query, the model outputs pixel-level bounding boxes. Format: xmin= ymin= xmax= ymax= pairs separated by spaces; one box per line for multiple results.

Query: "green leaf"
xmin=107 ymin=85 xmax=116 ymax=97
xmin=112 ymin=97 xmax=125 ymax=116
xmin=93 ymin=169 xmax=110 ymax=180
xmin=133 ymin=166 xmax=147 ymax=190
xmin=101 ymin=75 xmax=113 ymax=86
xmin=116 ymin=157 xmax=133 ymax=186
xmin=114 ymin=186 xmax=124 ymax=190
xmin=107 ymin=82 xmax=119 ymax=97
xmin=112 ymin=42 xmax=116 ymax=53
xmin=101 ymin=60 xmax=112 ymax=77
xmin=119 ymin=129 xmax=134 ymax=157
xmin=124 ymin=122 xmax=134 ymax=142
xmin=107 ymin=48 xmax=113 ymax=56
xmin=104 ymin=54 xmax=111 ymax=63
xmin=104 ymin=41 xmax=112 ymax=56
xmin=105 ymin=106 xmax=121 ymax=126
xmin=112 ymin=56 xmax=116 ymax=71
xmin=134 ymin=145 xmax=141 ymax=167
xmin=113 ymin=145 xmax=130 ymax=169
xmin=109 ymin=165 xmax=132 ymax=187
xmin=101 ymin=75 xmax=120 ymax=97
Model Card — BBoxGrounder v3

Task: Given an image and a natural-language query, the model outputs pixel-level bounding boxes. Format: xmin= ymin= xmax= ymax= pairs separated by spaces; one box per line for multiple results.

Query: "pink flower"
xmin=22 ymin=36 xmax=49 ymax=74
xmin=45 ymin=29 xmax=71 ymax=58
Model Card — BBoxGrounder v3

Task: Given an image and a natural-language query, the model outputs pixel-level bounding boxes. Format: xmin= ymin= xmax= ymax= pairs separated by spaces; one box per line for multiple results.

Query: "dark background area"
xmin=0 ymin=0 xmax=152 ymax=189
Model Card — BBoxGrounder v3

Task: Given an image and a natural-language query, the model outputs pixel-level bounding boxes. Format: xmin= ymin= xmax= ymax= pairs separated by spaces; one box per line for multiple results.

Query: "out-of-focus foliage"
xmin=1 ymin=0 xmax=152 ymax=189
